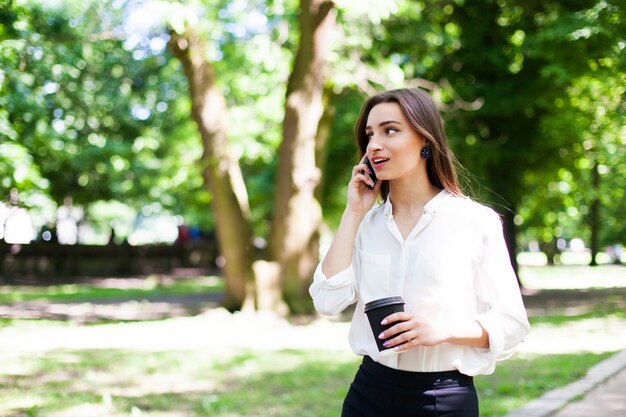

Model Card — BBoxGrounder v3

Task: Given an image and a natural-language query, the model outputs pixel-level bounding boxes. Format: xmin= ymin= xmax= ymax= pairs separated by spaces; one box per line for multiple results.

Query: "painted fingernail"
xmin=383 ymin=341 xmax=390 ymax=347
xmin=378 ymin=332 xmax=385 ymax=339
xmin=381 ymin=319 xmax=387 ymax=325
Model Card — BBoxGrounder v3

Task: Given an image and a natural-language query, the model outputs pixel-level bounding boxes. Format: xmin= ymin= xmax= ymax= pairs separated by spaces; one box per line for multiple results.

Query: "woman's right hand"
xmin=346 ymin=156 xmax=381 ymax=216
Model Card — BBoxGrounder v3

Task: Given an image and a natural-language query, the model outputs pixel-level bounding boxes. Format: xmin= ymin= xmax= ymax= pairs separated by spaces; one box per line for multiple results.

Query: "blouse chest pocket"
xmin=411 ymin=247 xmax=471 ymax=297
xmin=416 ymin=250 xmax=447 ymax=274
xmin=357 ymin=250 xmax=392 ymax=304
xmin=411 ymin=250 xmax=468 ymax=293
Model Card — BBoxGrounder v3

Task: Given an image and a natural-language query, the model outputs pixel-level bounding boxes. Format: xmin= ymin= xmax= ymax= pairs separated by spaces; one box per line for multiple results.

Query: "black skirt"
xmin=342 ymin=356 xmax=479 ymax=417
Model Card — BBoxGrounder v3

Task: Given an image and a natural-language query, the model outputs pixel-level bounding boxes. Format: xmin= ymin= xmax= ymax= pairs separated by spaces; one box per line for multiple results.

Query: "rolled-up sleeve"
xmin=309 ymin=263 xmax=358 ymax=316
xmin=471 ymin=210 xmax=530 ymax=366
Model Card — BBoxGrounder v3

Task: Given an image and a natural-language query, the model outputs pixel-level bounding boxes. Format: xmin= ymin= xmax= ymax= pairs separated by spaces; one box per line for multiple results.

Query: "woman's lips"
xmin=372 ymin=158 xmax=389 ymax=168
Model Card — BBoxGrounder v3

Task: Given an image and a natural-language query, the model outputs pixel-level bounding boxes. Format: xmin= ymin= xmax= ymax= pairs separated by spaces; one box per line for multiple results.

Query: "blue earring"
xmin=420 ymin=145 xmax=431 ymax=159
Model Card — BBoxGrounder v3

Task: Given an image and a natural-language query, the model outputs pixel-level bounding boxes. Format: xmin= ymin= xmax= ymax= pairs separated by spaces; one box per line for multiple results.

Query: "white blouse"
xmin=309 ymin=189 xmax=530 ymax=376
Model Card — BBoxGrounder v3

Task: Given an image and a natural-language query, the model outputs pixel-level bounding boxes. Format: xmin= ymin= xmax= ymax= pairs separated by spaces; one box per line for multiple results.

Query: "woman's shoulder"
xmin=444 ymin=193 xmax=503 ymax=225
xmin=362 ymin=200 xmax=388 ymax=224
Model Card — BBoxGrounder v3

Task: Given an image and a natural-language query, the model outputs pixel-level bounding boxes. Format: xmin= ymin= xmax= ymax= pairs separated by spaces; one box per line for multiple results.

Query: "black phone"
xmin=361 ymin=158 xmax=378 ymax=190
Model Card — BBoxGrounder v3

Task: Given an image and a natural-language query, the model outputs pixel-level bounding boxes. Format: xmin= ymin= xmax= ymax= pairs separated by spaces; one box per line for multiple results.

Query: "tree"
xmin=369 ymin=0 xmax=626 ymax=272
xmin=162 ymin=0 xmax=335 ymax=313
xmin=168 ymin=24 xmax=256 ymax=310
xmin=267 ymin=0 xmax=334 ymax=313
xmin=1 ymin=0 xmax=211 ymax=236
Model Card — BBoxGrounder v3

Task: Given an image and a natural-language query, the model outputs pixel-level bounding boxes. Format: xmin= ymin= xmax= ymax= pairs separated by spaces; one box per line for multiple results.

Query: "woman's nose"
xmin=367 ymin=139 xmax=383 ymax=151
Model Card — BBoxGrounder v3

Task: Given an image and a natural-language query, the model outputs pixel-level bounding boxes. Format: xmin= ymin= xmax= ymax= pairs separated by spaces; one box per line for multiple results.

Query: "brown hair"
xmin=354 ymin=88 xmax=465 ymax=200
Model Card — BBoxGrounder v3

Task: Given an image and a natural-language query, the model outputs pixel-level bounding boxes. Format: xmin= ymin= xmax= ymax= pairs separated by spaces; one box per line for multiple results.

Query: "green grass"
xmin=528 ymin=297 xmax=626 ymax=326
xmin=476 ymin=352 xmax=613 ymax=416
xmin=0 ymin=265 xmax=623 ymax=416
xmin=529 ymin=306 xmax=626 ymax=326
xmin=0 ymin=275 xmax=223 ymax=305
xmin=0 ymin=348 xmax=613 ymax=417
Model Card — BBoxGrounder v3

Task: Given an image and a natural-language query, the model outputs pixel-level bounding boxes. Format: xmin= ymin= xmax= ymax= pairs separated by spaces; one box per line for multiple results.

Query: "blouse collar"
xmin=383 ymin=188 xmax=449 ymax=219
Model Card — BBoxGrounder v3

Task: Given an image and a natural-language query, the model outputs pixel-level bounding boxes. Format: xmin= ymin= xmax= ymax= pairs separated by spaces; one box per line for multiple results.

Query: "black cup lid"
xmin=364 ymin=296 xmax=404 ymax=313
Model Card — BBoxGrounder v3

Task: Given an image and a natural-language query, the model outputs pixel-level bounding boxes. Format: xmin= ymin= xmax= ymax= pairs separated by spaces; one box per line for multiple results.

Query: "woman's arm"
xmin=321 ymin=210 xmax=365 ymax=277
xmin=321 ymin=156 xmax=381 ymax=277
xmin=309 ymin=157 xmax=381 ymax=316
xmin=376 ymin=314 xmax=490 ymax=352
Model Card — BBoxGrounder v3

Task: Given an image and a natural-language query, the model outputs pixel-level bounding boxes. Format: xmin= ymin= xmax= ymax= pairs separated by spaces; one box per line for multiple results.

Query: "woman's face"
xmin=364 ymin=102 xmax=427 ymax=181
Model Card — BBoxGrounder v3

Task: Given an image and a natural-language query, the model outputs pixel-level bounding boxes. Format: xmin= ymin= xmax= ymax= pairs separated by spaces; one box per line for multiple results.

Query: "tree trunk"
xmin=589 ymin=161 xmax=600 ymax=266
xmin=268 ymin=0 xmax=335 ymax=314
xmin=538 ymin=240 xmax=557 ymax=265
xmin=169 ymin=30 xmax=255 ymax=311
xmin=314 ymin=87 xmax=335 ymax=203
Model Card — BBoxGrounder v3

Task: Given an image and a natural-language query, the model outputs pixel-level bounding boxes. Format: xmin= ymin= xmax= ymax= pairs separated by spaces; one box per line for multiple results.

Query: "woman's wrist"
xmin=343 ymin=207 xmax=367 ymax=222
xmin=444 ymin=319 xmax=490 ymax=349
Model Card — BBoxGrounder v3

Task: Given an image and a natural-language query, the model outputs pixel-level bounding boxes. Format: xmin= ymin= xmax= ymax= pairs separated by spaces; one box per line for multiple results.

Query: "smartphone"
xmin=361 ymin=157 xmax=378 ymax=190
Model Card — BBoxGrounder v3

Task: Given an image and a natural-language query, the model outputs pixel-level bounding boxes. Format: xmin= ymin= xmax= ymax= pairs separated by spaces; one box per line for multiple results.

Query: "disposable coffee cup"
xmin=364 ymin=296 xmax=405 ymax=356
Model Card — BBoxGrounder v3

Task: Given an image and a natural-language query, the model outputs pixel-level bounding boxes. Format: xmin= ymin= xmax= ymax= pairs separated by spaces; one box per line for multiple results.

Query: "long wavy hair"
xmin=354 ymin=88 xmax=465 ymax=200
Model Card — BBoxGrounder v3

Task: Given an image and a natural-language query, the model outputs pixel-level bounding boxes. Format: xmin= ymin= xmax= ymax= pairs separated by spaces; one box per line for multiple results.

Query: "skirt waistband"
xmin=361 ymin=355 xmax=473 ymax=389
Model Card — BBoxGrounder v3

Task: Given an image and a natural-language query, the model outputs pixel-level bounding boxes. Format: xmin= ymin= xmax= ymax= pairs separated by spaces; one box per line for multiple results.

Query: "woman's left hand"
xmin=378 ymin=312 xmax=451 ymax=352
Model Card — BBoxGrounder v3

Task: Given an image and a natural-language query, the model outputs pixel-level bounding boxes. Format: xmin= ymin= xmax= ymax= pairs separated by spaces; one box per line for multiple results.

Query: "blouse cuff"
xmin=309 ymin=263 xmax=357 ymax=317
xmin=312 ymin=263 xmax=354 ymax=288
xmin=473 ymin=313 xmax=506 ymax=360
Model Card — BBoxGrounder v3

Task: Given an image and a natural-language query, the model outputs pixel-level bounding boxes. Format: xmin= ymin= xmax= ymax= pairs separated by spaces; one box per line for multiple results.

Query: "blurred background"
xmin=1 ymin=0 xmax=624 ymax=308
xmin=0 ymin=0 xmax=625 ymax=416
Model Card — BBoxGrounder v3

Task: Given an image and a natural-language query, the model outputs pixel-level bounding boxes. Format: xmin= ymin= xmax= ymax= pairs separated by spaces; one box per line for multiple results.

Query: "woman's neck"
xmin=388 ymin=175 xmax=440 ymax=215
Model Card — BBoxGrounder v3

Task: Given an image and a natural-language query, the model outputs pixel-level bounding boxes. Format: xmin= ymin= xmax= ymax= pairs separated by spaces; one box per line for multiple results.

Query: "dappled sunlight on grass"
xmin=0 ymin=346 xmax=613 ymax=417
xmin=0 ymin=265 xmax=624 ymax=416
xmin=476 ymin=351 xmax=614 ymax=417
xmin=188 ymin=350 xmax=358 ymax=417
xmin=520 ymin=317 xmax=626 ymax=355
xmin=0 ymin=349 xmax=221 ymax=416
xmin=520 ymin=265 xmax=626 ymax=290
xmin=0 ymin=275 xmax=224 ymax=305
xmin=0 ymin=348 xmax=357 ymax=417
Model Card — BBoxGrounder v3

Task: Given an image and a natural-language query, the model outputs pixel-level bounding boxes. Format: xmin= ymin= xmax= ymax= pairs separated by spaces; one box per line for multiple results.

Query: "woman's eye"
xmin=365 ymin=132 xmax=373 ymax=140
xmin=385 ymin=128 xmax=398 ymax=135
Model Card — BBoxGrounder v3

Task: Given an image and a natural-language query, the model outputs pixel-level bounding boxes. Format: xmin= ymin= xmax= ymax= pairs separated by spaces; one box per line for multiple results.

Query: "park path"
xmin=504 ymin=349 xmax=626 ymax=417
xmin=551 ymin=365 xmax=626 ymax=417
xmin=0 ymin=292 xmax=223 ymax=322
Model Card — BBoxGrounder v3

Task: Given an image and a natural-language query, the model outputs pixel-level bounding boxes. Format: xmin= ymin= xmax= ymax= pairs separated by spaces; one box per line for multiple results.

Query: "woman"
xmin=309 ymin=88 xmax=530 ymax=417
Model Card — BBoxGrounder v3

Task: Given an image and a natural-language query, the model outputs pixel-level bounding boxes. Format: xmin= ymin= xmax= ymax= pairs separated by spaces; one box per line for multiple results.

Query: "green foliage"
xmin=1 ymin=0 xmax=211 ymax=233
xmin=318 ymin=89 xmax=365 ymax=228
xmin=1 ymin=0 xmax=624 ymax=251
xmin=358 ymin=0 xmax=626 ymax=252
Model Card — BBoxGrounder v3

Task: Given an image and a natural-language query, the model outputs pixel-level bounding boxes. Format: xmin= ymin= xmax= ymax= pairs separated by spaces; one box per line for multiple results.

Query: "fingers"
xmin=378 ymin=315 xmax=447 ymax=351
xmin=381 ymin=312 xmax=410 ymax=326
xmin=377 ymin=313 xmax=412 ymax=346
xmin=351 ymin=164 xmax=375 ymax=189
xmin=382 ymin=331 xmax=415 ymax=351
xmin=351 ymin=162 xmax=371 ymax=178
xmin=378 ymin=317 xmax=411 ymax=341
xmin=378 ymin=313 xmax=418 ymax=351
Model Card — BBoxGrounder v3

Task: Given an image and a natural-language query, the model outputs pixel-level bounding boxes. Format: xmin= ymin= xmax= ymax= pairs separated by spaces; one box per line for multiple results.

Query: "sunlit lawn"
xmin=0 ymin=348 xmax=614 ymax=417
xmin=0 ymin=264 xmax=624 ymax=416
xmin=0 ymin=275 xmax=223 ymax=305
